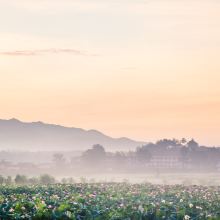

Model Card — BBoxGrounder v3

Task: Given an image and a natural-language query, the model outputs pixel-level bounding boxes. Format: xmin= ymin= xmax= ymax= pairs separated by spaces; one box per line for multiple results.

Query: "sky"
xmin=0 ymin=0 xmax=220 ymax=146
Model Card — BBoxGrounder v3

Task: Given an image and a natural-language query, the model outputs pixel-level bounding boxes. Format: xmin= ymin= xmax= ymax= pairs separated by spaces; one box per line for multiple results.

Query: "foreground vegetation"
xmin=0 ymin=183 xmax=220 ymax=219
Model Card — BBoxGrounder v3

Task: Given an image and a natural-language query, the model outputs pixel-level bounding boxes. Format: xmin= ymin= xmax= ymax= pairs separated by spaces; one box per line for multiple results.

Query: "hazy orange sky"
xmin=1 ymin=0 xmax=220 ymax=145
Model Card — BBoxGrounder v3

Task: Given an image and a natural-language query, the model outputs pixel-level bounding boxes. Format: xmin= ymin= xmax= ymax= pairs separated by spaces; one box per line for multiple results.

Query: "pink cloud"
xmin=0 ymin=48 xmax=90 ymax=56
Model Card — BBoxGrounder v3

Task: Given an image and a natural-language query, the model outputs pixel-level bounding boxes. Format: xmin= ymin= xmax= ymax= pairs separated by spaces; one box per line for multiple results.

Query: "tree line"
xmin=78 ymin=139 xmax=220 ymax=172
xmin=0 ymin=174 xmax=57 ymax=185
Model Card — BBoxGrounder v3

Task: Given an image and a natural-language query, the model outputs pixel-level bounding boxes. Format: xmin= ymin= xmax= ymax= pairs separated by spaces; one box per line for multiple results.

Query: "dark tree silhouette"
xmin=82 ymin=144 xmax=106 ymax=166
xmin=187 ymin=139 xmax=199 ymax=150
xmin=15 ymin=175 xmax=28 ymax=185
xmin=156 ymin=139 xmax=180 ymax=147
xmin=39 ymin=174 xmax=55 ymax=185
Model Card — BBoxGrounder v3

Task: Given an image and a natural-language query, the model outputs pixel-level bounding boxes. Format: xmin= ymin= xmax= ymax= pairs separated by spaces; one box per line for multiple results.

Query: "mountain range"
xmin=0 ymin=118 xmax=146 ymax=151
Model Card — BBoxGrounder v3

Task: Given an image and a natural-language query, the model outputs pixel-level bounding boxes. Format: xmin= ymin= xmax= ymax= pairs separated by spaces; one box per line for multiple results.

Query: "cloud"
xmin=0 ymin=48 xmax=92 ymax=56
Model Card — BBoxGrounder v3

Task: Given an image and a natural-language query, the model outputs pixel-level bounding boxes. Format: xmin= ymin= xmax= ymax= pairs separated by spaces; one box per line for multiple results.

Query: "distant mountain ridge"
xmin=0 ymin=118 xmax=146 ymax=151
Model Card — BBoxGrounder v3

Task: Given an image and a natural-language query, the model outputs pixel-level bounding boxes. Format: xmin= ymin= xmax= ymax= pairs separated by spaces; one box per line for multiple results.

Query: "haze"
xmin=1 ymin=0 xmax=220 ymax=146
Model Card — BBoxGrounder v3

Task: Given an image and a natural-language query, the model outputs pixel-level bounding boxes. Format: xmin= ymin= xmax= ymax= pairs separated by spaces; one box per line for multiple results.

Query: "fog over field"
xmin=1 ymin=119 xmax=220 ymax=186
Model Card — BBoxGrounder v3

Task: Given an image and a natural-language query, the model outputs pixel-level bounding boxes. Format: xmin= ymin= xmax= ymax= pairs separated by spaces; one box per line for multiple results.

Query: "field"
xmin=0 ymin=183 xmax=220 ymax=220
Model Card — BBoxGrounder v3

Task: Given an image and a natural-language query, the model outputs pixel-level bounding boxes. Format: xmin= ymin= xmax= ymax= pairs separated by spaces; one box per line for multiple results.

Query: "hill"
xmin=0 ymin=118 xmax=146 ymax=151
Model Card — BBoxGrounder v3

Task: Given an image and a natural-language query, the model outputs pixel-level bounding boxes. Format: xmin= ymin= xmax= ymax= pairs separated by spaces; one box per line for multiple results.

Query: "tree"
xmin=180 ymin=138 xmax=187 ymax=145
xmin=15 ymin=175 xmax=28 ymax=185
xmin=187 ymin=139 xmax=199 ymax=150
xmin=82 ymin=144 xmax=106 ymax=166
xmin=0 ymin=175 xmax=4 ymax=185
xmin=5 ymin=176 xmax=12 ymax=185
xmin=29 ymin=177 xmax=39 ymax=185
xmin=39 ymin=174 xmax=55 ymax=185
xmin=92 ymin=144 xmax=106 ymax=155
xmin=156 ymin=139 xmax=180 ymax=148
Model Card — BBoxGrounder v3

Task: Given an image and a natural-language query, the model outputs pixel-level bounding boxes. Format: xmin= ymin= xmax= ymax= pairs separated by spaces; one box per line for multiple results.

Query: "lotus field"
xmin=0 ymin=183 xmax=220 ymax=219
